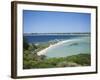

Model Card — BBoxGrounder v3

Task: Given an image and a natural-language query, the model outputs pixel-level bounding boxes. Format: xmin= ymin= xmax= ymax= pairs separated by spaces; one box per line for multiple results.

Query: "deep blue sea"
xmin=24 ymin=35 xmax=89 ymax=43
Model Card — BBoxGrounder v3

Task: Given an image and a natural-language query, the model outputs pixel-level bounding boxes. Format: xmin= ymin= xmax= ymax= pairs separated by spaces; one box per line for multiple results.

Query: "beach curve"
xmin=37 ymin=39 xmax=76 ymax=56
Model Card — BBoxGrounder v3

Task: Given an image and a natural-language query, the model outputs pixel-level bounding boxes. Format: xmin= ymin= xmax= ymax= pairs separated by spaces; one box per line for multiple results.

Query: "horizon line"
xmin=24 ymin=32 xmax=91 ymax=34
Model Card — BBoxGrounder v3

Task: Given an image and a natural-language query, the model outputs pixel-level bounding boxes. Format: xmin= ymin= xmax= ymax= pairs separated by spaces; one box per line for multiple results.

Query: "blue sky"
xmin=23 ymin=10 xmax=91 ymax=33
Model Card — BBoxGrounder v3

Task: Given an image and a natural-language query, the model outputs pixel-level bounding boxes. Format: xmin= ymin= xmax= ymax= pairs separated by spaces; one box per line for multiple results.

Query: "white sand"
xmin=37 ymin=39 xmax=74 ymax=56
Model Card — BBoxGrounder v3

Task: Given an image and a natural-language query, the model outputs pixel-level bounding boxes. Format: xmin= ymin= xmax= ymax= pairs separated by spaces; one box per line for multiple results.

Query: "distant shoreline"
xmin=24 ymin=33 xmax=90 ymax=36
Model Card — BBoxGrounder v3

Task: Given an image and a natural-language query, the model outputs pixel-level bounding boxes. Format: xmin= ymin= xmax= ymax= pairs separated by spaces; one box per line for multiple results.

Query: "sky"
xmin=23 ymin=10 xmax=91 ymax=33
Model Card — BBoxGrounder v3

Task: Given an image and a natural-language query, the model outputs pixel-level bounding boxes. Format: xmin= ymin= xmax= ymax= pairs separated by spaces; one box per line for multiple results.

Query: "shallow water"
xmin=45 ymin=37 xmax=90 ymax=58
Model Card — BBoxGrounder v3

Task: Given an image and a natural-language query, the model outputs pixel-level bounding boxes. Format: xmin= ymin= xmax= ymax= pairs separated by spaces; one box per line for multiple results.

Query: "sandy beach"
xmin=37 ymin=39 xmax=75 ymax=56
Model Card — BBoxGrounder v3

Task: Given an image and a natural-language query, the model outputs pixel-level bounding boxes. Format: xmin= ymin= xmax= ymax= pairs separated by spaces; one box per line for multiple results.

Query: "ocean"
xmin=24 ymin=34 xmax=89 ymax=43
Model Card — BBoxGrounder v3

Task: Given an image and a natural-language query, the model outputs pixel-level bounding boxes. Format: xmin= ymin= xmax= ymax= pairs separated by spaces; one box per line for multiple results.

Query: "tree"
xmin=23 ymin=37 xmax=29 ymax=50
xmin=28 ymin=43 xmax=37 ymax=51
xmin=39 ymin=55 xmax=46 ymax=60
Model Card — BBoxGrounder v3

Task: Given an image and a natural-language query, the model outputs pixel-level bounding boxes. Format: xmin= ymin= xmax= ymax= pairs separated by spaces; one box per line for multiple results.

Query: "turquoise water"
xmin=45 ymin=37 xmax=90 ymax=58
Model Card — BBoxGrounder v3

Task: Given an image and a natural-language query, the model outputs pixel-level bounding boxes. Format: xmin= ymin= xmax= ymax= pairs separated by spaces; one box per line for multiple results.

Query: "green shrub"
xmin=23 ymin=37 xmax=29 ymax=50
xmin=23 ymin=51 xmax=91 ymax=69
xmin=66 ymin=54 xmax=91 ymax=66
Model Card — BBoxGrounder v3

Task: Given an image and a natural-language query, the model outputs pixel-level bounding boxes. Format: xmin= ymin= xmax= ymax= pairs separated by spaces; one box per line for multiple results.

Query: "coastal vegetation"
xmin=23 ymin=38 xmax=91 ymax=69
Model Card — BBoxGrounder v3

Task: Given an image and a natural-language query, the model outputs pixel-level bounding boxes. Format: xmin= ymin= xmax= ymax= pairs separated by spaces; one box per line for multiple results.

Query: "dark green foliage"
xmin=23 ymin=37 xmax=29 ymax=50
xmin=23 ymin=50 xmax=91 ymax=69
xmin=56 ymin=61 xmax=80 ymax=67
xmin=39 ymin=55 xmax=46 ymax=60
xmin=28 ymin=43 xmax=37 ymax=51
xmin=66 ymin=54 xmax=91 ymax=66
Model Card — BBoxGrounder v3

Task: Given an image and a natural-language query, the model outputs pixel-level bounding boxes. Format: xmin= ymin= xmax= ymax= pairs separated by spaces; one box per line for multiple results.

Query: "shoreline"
xmin=37 ymin=39 xmax=76 ymax=56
